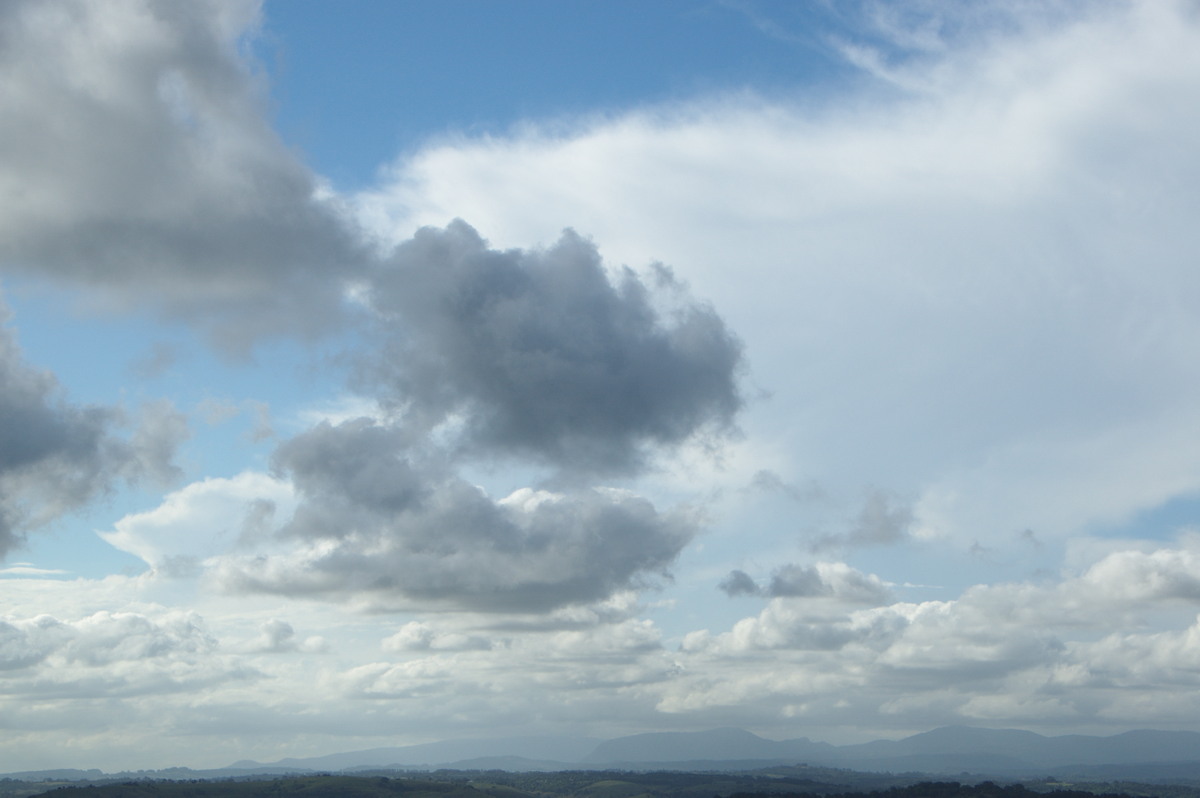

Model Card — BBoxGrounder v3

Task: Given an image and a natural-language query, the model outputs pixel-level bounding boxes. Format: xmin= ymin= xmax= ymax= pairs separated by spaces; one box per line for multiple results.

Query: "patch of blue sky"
xmin=2 ymin=278 xmax=358 ymax=578
xmin=1089 ymin=491 xmax=1200 ymax=543
xmin=257 ymin=0 xmax=861 ymax=192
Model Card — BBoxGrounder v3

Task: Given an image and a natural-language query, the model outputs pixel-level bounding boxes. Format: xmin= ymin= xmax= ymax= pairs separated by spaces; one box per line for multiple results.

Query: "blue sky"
xmin=258 ymin=1 xmax=858 ymax=190
xmin=4 ymin=0 xmax=1200 ymax=773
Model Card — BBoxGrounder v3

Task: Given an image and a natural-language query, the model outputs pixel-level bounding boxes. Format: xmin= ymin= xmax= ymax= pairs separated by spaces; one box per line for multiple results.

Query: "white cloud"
xmin=353 ymin=0 xmax=1200 ymax=551
xmin=100 ymin=472 xmax=296 ymax=576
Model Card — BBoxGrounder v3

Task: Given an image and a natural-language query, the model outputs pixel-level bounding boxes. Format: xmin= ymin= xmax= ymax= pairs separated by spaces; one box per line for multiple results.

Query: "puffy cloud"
xmin=109 ymin=418 xmax=697 ymax=612
xmin=0 ymin=610 xmax=246 ymax=698
xmin=382 ymin=621 xmax=492 ymax=653
xmin=718 ymin=569 xmax=761 ymax=597
xmin=0 ymin=307 xmax=186 ymax=559
xmin=361 ymin=221 xmax=742 ymax=475
xmin=666 ymin=539 xmax=1200 ymax=733
xmin=0 ymin=0 xmax=367 ymax=350
xmin=1077 ymin=547 xmax=1200 ymax=604
xmin=215 ymin=418 xmax=695 ymax=611
xmin=770 ymin=562 xmax=893 ymax=603
xmin=100 ymin=471 xmax=296 ymax=577
xmin=245 ymin=619 xmax=327 ymax=654
xmin=718 ymin=561 xmax=892 ymax=603
xmin=355 ymin=0 xmax=1200 ymax=550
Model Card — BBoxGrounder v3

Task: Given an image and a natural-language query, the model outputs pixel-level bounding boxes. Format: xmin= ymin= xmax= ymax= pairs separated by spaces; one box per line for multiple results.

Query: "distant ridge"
xmin=584 ymin=727 xmax=834 ymax=766
xmin=11 ymin=725 xmax=1200 ymax=782
xmin=221 ymin=725 xmax=1200 ymax=777
xmin=827 ymin=726 xmax=1200 ymax=774
xmin=229 ymin=735 xmax=600 ymax=772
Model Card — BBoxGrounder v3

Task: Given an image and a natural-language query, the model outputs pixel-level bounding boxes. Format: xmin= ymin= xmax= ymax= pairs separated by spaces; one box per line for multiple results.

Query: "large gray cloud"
xmin=214 ymin=418 xmax=695 ymax=612
xmin=0 ymin=0 xmax=366 ymax=351
xmin=1 ymin=0 xmax=745 ymax=617
xmin=0 ymin=0 xmax=743 ymax=463
xmin=363 ymin=221 xmax=743 ymax=475
xmin=0 ymin=306 xmax=186 ymax=558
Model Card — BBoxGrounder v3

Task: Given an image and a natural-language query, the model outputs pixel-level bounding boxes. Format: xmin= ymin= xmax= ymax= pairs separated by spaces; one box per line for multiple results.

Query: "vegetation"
xmin=4 ymin=771 xmax=1188 ymax=798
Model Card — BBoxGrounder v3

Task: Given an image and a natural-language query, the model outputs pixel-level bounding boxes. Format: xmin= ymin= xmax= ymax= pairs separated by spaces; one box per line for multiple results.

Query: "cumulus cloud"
xmin=101 ymin=471 xmax=295 ymax=577
xmin=107 ymin=417 xmax=699 ymax=613
xmin=208 ymin=418 xmax=696 ymax=611
xmin=0 ymin=0 xmax=367 ymax=351
xmin=719 ymin=562 xmax=892 ymax=604
xmin=244 ymin=619 xmax=327 ymax=654
xmin=0 ymin=307 xmax=186 ymax=559
xmin=670 ymin=538 xmax=1200 ymax=732
xmin=354 ymin=0 xmax=1200 ymax=551
xmin=718 ymin=569 xmax=761 ymax=597
xmin=382 ymin=621 xmax=492 ymax=653
xmin=0 ymin=610 xmax=248 ymax=699
xmin=362 ymin=221 xmax=743 ymax=475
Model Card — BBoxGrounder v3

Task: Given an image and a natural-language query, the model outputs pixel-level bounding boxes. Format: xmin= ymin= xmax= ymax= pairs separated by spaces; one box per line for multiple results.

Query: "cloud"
xmin=719 ymin=562 xmax=892 ymax=604
xmin=361 ymin=221 xmax=743 ymax=476
xmin=210 ymin=418 xmax=696 ymax=611
xmin=128 ymin=341 xmax=179 ymax=379
xmin=109 ymin=418 xmax=698 ymax=613
xmin=382 ymin=621 xmax=492 ymax=653
xmin=0 ymin=307 xmax=186 ymax=559
xmin=8 ymin=0 xmax=1200 ymax=762
xmin=667 ymin=537 xmax=1200 ymax=732
xmin=354 ymin=0 xmax=1200 ymax=550
xmin=245 ymin=619 xmax=327 ymax=654
xmin=811 ymin=489 xmax=913 ymax=551
xmin=745 ymin=469 xmax=825 ymax=502
xmin=0 ymin=610 xmax=249 ymax=698
xmin=718 ymin=569 xmax=761 ymax=597
xmin=0 ymin=0 xmax=367 ymax=351
xmin=101 ymin=471 xmax=296 ymax=577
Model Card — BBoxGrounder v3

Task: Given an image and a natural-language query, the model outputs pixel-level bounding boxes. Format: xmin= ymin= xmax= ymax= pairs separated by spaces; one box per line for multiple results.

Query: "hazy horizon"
xmin=4 ymin=0 xmax=1200 ymax=773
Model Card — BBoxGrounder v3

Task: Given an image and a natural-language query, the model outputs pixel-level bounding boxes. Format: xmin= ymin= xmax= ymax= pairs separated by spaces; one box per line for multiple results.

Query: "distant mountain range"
xmin=221 ymin=725 xmax=1200 ymax=780
xmin=11 ymin=726 xmax=1200 ymax=783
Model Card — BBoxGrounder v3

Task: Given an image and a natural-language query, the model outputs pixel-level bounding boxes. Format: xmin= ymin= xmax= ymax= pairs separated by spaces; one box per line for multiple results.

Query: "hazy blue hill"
xmin=840 ymin=727 xmax=1047 ymax=758
xmin=1083 ymin=729 xmax=1200 ymax=763
xmin=583 ymin=727 xmax=832 ymax=765
xmin=232 ymin=736 xmax=600 ymax=771
xmin=20 ymin=725 xmax=1200 ymax=783
xmin=827 ymin=726 xmax=1200 ymax=776
xmin=1 ymin=770 xmax=104 ymax=781
xmin=582 ymin=725 xmax=1200 ymax=777
xmin=356 ymin=757 xmax=577 ymax=773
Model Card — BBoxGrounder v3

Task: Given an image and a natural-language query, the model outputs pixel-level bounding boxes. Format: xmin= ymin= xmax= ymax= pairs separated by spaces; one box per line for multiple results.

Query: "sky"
xmin=3 ymin=0 xmax=1200 ymax=773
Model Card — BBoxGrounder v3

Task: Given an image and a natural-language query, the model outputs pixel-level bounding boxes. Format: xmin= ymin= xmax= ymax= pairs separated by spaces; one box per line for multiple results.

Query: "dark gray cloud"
xmin=0 ymin=0 xmax=367 ymax=352
xmin=0 ymin=1 xmax=743 ymax=460
xmin=718 ymin=569 xmax=761 ymax=597
xmin=363 ymin=221 xmax=743 ymax=475
xmin=216 ymin=418 xmax=695 ymax=612
xmin=0 ymin=1 xmax=747 ymax=617
xmin=719 ymin=562 xmax=891 ymax=605
xmin=768 ymin=564 xmax=840 ymax=597
xmin=0 ymin=308 xmax=186 ymax=558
